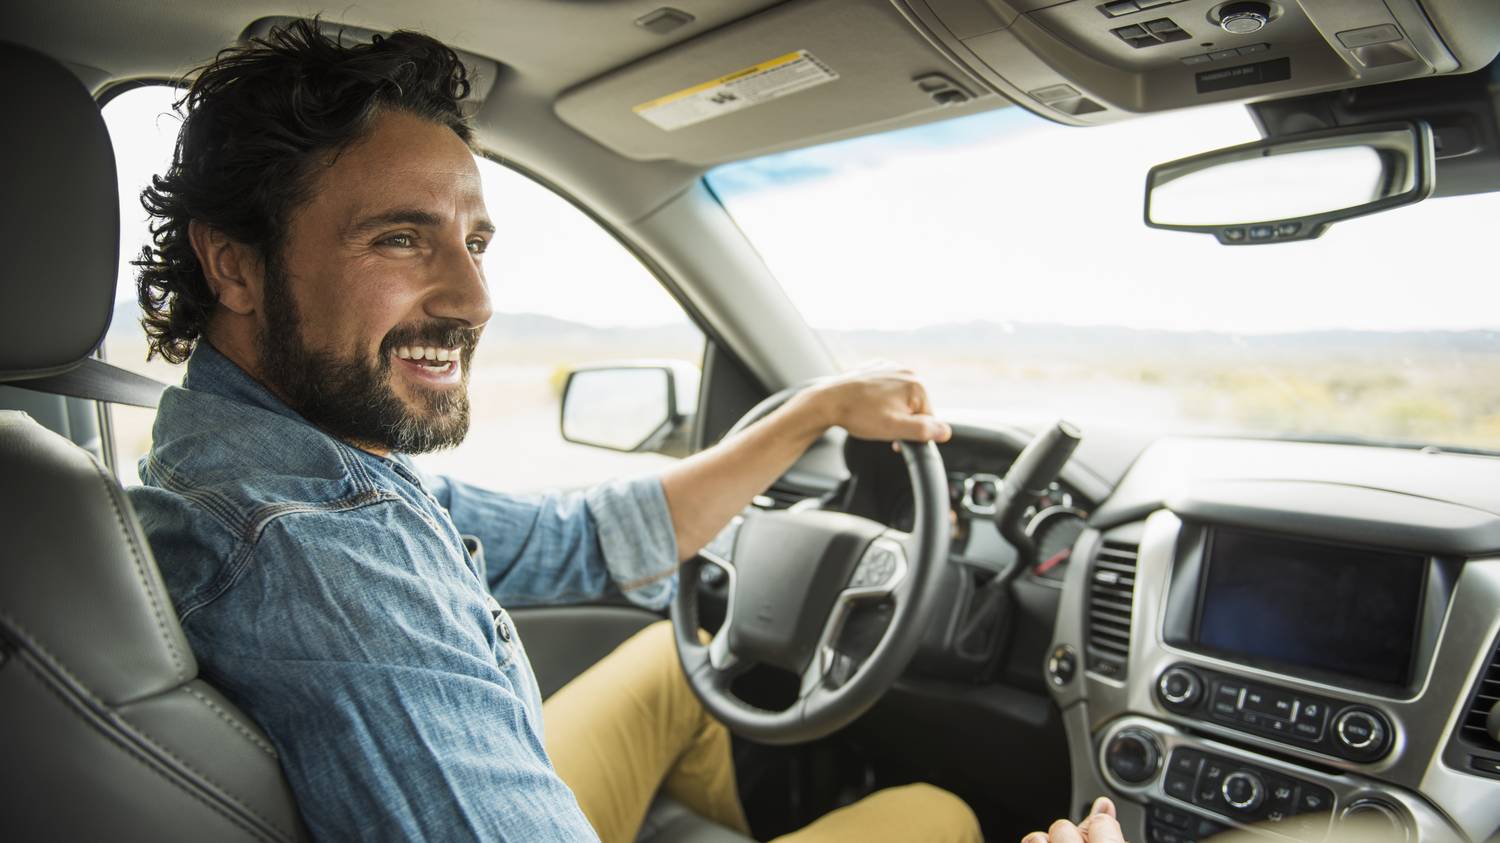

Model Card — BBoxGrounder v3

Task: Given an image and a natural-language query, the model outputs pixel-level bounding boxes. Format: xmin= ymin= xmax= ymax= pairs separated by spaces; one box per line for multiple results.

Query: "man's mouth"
xmin=392 ymin=345 xmax=463 ymax=383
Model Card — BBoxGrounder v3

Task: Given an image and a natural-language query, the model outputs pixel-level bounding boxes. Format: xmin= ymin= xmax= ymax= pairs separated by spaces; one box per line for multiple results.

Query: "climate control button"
xmin=1221 ymin=771 xmax=1265 ymax=812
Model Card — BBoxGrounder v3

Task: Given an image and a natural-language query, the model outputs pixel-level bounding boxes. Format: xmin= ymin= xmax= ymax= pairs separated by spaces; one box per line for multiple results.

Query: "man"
xmin=125 ymin=19 xmax=990 ymax=842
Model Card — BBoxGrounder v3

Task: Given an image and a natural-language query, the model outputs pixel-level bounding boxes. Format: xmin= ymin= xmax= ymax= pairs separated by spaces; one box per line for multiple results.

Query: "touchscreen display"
xmin=1195 ymin=529 xmax=1426 ymax=686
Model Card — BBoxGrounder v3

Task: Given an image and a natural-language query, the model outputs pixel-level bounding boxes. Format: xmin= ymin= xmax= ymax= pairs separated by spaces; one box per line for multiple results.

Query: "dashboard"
xmin=1041 ymin=436 xmax=1500 ymax=843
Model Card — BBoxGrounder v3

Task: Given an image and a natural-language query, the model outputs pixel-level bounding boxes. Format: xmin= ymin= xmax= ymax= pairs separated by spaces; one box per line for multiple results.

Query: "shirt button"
xmin=497 ymin=618 xmax=512 ymax=642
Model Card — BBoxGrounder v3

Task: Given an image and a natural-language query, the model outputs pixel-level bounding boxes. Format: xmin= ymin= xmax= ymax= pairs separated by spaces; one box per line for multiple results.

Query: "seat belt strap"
xmin=5 ymin=358 xmax=168 ymax=408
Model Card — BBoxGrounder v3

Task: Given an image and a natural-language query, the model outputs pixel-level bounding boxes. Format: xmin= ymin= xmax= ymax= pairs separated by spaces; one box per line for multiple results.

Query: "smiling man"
xmin=123 ymin=20 xmax=985 ymax=843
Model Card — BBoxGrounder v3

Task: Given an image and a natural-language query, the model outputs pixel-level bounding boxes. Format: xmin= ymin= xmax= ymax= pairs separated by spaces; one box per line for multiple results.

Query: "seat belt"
xmin=4 ymin=358 xmax=168 ymax=408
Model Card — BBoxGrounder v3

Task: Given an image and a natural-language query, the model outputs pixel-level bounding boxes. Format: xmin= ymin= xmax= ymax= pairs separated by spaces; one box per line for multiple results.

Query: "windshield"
xmin=707 ymin=104 xmax=1500 ymax=453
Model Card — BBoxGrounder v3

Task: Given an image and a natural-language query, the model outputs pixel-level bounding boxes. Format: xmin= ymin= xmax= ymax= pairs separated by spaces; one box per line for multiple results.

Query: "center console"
xmin=1043 ymin=440 xmax=1500 ymax=843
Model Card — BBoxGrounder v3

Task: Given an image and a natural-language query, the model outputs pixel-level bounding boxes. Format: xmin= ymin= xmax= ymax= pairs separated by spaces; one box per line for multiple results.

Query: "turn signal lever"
xmin=995 ymin=420 xmax=1082 ymax=562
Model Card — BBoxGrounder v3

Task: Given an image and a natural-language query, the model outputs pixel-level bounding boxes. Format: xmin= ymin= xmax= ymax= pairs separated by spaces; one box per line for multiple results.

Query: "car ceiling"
xmin=10 ymin=0 xmax=1500 ymax=223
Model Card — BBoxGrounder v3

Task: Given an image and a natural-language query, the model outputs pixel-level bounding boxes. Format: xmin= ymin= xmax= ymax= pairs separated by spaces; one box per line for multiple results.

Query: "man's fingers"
xmin=1090 ymin=797 xmax=1117 ymax=819
xmin=888 ymin=414 xmax=952 ymax=443
xmin=1078 ymin=813 xmax=1126 ymax=843
xmin=1046 ymin=819 xmax=1086 ymax=843
xmin=1021 ymin=833 xmax=1049 ymax=843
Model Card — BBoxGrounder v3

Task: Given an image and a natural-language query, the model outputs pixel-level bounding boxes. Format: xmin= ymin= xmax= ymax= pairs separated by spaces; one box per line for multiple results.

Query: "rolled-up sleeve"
xmin=429 ymin=472 xmax=679 ymax=610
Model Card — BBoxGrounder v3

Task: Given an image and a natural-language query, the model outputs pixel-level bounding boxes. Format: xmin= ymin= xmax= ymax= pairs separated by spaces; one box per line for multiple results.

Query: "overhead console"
xmin=890 ymin=0 xmax=1500 ymax=125
xmin=1045 ymin=438 xmax=1500 ymax=843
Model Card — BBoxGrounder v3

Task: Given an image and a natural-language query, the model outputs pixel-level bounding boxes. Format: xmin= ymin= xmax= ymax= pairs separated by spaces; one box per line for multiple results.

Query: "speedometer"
xmin=1028 ymin=506 xmax=1088 ymax=583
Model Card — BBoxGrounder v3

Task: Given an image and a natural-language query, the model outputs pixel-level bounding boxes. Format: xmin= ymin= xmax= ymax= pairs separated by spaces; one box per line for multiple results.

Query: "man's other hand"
xmin=802 ymin=363 xmax=953 ymax=444
xmin=1022 ymin=797 xmax=1128 ymax=843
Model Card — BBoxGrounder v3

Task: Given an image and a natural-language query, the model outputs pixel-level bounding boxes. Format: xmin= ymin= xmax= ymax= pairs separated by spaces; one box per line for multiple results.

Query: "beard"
xmin=257 ymin=260 xmax=480 ymax=455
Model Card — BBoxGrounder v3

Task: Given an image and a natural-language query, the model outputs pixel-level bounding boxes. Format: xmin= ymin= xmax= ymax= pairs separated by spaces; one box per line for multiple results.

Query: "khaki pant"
xmin=543 ymin=621 xmax=982 ymax=843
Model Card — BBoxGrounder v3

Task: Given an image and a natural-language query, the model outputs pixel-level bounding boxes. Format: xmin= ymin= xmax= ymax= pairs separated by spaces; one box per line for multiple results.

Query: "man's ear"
xmin=188 ymin=220 xmax=261 ymax=315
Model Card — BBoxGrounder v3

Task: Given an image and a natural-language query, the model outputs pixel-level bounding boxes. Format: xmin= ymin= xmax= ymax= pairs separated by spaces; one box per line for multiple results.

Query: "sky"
xmin=104 ymin=84 xmax=1500 ymax=338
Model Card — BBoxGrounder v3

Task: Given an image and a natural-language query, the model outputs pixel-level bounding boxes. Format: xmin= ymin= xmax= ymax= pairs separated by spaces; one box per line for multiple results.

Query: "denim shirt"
xmin=125 ymin=343 xmax=679 ymax=841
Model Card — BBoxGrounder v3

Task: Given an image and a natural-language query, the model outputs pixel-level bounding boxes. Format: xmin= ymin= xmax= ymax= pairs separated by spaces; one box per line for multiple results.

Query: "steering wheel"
xmin=670 ymin=385 xmax=951 ymax=745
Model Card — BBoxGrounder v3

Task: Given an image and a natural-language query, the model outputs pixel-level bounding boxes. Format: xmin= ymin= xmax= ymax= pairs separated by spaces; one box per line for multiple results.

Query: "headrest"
xmin=0 ymin=411 xmax=198 ymax=704
xmin=0 ymin=43 xmax=119 ymax=380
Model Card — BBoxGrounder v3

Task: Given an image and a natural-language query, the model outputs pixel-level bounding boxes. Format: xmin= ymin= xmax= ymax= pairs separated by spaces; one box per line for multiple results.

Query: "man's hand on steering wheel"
xmin=798 ymin=363 xmax=954 ymax=445
xmin=662 ymin=362 xmax=955 ymax=745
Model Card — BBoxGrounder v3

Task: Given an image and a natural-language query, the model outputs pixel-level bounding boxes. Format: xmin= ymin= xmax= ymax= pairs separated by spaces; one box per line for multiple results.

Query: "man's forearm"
xmin=659 ymin=389 xmax=832 ymax=561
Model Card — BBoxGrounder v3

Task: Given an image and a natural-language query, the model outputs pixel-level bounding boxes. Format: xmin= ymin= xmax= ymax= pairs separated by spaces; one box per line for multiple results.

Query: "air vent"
xmin=1086 ymin=540 xmax=1139 ymax=679
xmin=754 ymin=487 xmax=818 ymax=510
xmin=1456 ymin=634 xmax=1500 ymax=752
xmin=1111 ymin=18 xmax=1192 ymax=48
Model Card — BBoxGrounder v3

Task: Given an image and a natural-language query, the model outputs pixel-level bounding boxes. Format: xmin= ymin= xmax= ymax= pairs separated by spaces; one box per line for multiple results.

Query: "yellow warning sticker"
xmin=633 ymin=51 xmax=839 ymax=132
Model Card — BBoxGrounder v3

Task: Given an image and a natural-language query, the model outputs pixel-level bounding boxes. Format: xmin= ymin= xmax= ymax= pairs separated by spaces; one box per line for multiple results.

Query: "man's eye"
xmin=467 ymin=239 xmax=489 ymax=255
xmin=379 ymin=234 xmax=416 ymax=248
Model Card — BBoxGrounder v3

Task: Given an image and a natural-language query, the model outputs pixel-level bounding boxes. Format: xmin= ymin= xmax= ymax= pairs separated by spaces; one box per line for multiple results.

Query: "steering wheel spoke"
xmin=699 ymin=517 xmax=743 ymax=672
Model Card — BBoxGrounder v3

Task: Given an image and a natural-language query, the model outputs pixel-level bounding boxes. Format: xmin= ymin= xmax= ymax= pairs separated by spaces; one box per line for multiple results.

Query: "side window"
xmin=101 ymin=85 xmax=185 ymax=486
xmin=413 ymin=159 xmax=704 ymax=491
xmin=99 ymin=84 xmax=705 ymax=491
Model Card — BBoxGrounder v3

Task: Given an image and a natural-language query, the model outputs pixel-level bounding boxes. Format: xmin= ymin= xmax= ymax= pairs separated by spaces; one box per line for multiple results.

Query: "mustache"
xmin=380 ymin=321 xmax=482 ymax=358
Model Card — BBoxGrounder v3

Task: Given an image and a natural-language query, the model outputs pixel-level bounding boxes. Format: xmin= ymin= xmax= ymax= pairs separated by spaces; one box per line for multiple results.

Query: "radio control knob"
xmin=1104 ymin=729 xmax=1161 ymax=784
xmin=1157 ymin=667 xmax=1203 ymax=709
xmin=1221 ymin=771 xmax=1264 ymax=812
xmin=1334 ymin=708 xmax=1388 ymax=755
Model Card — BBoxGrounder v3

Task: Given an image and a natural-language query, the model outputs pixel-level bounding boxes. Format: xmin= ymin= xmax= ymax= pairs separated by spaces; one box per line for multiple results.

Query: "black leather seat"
xmin=0 ymin=37 xmax=753 ymax=843
xmin=0 ymin=41 xmax=312 ymax=841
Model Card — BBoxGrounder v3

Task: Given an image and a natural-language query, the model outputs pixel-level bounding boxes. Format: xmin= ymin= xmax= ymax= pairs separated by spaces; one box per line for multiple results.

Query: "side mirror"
xmin=1144 ymin=121 xmax=1434 ymax=244
xmin=560 ymin=363 xmax=700 ymax=458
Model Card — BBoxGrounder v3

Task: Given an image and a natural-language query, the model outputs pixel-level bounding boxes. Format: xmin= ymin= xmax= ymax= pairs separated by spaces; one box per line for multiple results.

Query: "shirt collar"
xmin=181 ymin=340 xmax=313 ymax=428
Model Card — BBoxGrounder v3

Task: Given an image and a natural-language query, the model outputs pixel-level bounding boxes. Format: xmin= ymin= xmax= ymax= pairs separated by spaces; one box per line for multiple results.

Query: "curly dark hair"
xmin=134 ymin=19 xmax=475 ymax=363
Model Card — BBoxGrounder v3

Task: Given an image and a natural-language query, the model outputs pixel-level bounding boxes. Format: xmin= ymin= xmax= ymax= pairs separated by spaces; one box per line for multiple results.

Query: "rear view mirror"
xmin=560 ymin=363 xmax=699 ymax=458
xmin=1145 ymin=121 xmax=1434 ymax=244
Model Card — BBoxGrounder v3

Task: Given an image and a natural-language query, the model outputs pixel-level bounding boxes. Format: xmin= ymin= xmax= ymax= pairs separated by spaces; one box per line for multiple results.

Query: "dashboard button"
xmin=1214 ymin=682 xmax=1243 ymax=702
xmin=1293 ymin=720 xmax=1323 ymax=740
xmin=1194 ymin=777 xmax=1224 ymax=810
xmin=1169 ymin=749 xmax=1202 ymax=776
xmin=1147 ymin=826 xmax=1187 ymax=843
xmin=1267 ymin=780 xmax=1297 ymax=809
xmin=1297 ymin=785 xmax=1333 ymax=814
xmin=1047 ymin=645 xmax=1077 ymax=687
xmin=1158 ymin=667 xmax=1204 ymax=709
xmin=1334 ymin=708 xmax=1389 ymax=757
xmin=1337 ymin=712 xmax=1376 ymax=746
xmin=1221 ymin=771 xmax=1265 ymax=812
xmin=1150 ymin=804 xmax=1193 ymax=830
xmin=1165 ymin=769 xmax=1195 ymax=800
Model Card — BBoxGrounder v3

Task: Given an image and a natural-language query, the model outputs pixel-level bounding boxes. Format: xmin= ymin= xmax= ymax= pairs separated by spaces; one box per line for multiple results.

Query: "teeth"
xmin=392 ymin=346 xmax=459 ymax=366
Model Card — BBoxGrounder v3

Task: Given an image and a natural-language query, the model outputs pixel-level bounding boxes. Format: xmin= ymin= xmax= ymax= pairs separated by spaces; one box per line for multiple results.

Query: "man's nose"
xmin=427 ymin=240 xmax=493 ymax=328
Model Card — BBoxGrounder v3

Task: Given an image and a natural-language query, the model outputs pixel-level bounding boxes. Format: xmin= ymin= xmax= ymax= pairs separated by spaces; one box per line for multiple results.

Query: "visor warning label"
xmin=633 ymin=51 xmax=838 ymax=132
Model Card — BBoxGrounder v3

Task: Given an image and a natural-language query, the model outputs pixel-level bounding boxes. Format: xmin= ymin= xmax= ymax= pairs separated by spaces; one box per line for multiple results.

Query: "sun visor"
xmin=554 ymin=0 xmax=999 ymax=165
xmin=0 ymin=42 xmax=119 ymax=381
